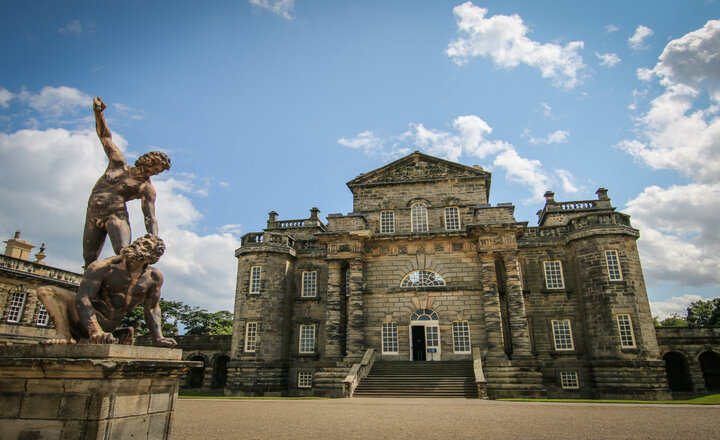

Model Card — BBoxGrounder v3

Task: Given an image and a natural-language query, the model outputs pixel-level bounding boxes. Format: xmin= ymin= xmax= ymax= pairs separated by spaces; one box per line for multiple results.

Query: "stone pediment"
xmin=347 ymin=151 xmax=489 ymax=187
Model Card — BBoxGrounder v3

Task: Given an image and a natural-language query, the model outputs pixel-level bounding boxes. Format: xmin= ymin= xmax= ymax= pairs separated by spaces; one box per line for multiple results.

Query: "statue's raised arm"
xmin=93 ymin=97 xmax=126 ymax=166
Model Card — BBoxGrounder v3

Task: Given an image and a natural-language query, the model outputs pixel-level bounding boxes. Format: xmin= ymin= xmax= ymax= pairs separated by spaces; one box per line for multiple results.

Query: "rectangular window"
xmin=551 ymin=319 xmax=574 ymax=351
xmin=345 ymin=269 xmax=350 ymax=296
xmin=380 ymin=210 xmax=395 ymax=233
xmin=425 ymin=326 xmax=439 ymax=349
xmin=299 ymin=324 xmax=316 ymax=353
xmin=616 ymin=314 xmax=636 ymax=348
xmin=560 ymin=371 xmax=579 ymax=389
xmin=298 ymin=371 xmax=313 ymax=388
xmin=411 ymin=203 xmax=428 ymax=232
xmin=249 ymin=266 xmax=262 ymax=294
xmin=301 ymin=271 xmax=317 ymax=298
xmin=543 ymin=261 xmax=565 ymax=289
xmin=444 ymin=206 xmax=460 ymax=231
xmin=244 ymin=322 xmax=258 ymax=352
xmin=605 ymin=250 xmax=622 ymax=281
xmin=35 ymin=304 xmax=49 ymax=326
xmin=6 ymin=292 xmax=26 ymax=323
xmin=452 ymin=321 xmax=471 ymax=353
xmin=381 ymin=323 xmax=398 ymax=354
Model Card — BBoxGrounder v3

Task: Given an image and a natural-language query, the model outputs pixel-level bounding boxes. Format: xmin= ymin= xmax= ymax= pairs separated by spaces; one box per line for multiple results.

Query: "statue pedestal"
xmin=0 ymin=344 xmax=199 ymax=440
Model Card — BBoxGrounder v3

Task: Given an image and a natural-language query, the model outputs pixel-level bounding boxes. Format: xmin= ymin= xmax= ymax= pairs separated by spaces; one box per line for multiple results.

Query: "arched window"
xmin=401 ymin=270 xmax=446 ymax=287
xmin=411 ymin=309 xmax=439 ymax=321
xmin=411 ymin=203 xmax=428 ymax=232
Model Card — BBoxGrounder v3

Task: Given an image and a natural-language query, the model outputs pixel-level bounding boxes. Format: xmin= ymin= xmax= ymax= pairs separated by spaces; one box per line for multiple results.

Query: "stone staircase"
xmin=353 ymin=361 xmax=478 ymax=398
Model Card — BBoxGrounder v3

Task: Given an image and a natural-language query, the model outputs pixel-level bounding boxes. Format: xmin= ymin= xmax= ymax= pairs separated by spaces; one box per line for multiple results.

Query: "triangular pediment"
xmin=347 ymin=151 xmax=490 ymax=187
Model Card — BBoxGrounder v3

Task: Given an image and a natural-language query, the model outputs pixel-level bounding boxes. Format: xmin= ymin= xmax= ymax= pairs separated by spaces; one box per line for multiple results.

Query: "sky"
xmin=1 ymin=0 xmax=719 ymax=318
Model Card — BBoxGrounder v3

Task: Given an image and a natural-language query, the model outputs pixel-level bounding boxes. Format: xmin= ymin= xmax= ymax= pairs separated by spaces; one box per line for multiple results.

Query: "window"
xmin=426 ymin=326 xmax=439 ymax=349
xmin=411 ymin=203 xmax=428 ymax=232
xmin=560 ymin=371 xmax=579 ymax=389
xmin=616 ymin=314 xmax=636 ymax=348
xmin=301 ymin=271 xmax=317 ymax=298
xmin=298 ymin=371 xmax=313 ymax=388
xmin=452 ymin=321 xmax=471 ymax=353
xmin=605 ymin=250 xmax=622 ymax=281
xmin=345 ymin=269 xmax=350 ymax=296
xmin=244 ymin=322 xmax=258 ymax=352
xmin=249 ymin=266 xmax=262 ymax=294
xmin=6 ymin=292 xmax=26 ymax=323
xmin=380 ymin=210 xmax=395 ymax=233
xmin=445 ymin=206 xmax=460 ymax=231
xmin=401 ymin=270 xmax=446 ymax=287
xmin=543 ymin=261 xmax=565 ymax=289
xmin=551 ymin=319 xmax=574 ymax=351
xmin=299 ymin=324 xmax=316 ymax=353
xmin=35 ymin=304 xmax=49 ymax=326
xmin=382 ymin=323 xmax=398 ymax=354
xmin=411 ymin=309 xmax=439 ymax=321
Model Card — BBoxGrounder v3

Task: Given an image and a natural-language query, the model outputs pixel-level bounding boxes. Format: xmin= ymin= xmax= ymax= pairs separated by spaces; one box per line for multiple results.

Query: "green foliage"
xmin=686 ymin=298 xmax=720 ymax=327
xmin=119 ymin=299 xmax=233 ymax=335
xmin=655 ymin=313 xmax=689 ymax=327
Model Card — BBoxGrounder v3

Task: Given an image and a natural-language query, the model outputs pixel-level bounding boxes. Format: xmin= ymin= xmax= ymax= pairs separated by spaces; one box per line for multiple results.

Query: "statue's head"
xmin=121 ymin=234 xmax=166 ymax=264
xmin=135 ymin=151 xmax=171 ymax=176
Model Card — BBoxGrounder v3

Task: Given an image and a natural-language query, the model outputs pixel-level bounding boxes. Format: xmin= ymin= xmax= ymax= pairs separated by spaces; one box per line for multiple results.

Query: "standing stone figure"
xmin=83 ymin=97 xmax=171 ymax=268
xmin=38 ymin=234 xmax=177 ymax=346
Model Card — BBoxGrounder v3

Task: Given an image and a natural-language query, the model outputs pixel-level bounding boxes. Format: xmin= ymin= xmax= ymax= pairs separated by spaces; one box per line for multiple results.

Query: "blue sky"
xmin=1 ymin=0 xmax=719 ymax=318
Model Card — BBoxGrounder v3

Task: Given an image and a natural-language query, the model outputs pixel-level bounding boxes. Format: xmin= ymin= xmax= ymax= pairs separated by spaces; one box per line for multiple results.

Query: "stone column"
xmin=479 ymin=254 xmax=505 ymax=358
xmin=345 ymin=259 xmax=365 ymax=360
xmin=502 ymin=253 xmax=533 ymax=357
xmin=324 ymin=260 xmax=343 ymax=360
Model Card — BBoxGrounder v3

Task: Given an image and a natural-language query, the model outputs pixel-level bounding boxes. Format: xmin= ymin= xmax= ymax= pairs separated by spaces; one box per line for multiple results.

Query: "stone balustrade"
xmin=0 ymin=254 xmax=81 ymax=287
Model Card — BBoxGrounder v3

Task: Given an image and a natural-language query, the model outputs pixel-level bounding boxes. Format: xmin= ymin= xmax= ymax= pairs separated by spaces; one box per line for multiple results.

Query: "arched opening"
xmin=212 ymin=355 xmax=230 ymax=388
xmin=410 ymin=309 xmax=440 ymax=361
xmin=663 ymin=351 xmax=693 ymax=392
xmin=187 ymin=355 xmax=206 ymax=388
xmin=699 ymin=351 xmax=720 ymax=392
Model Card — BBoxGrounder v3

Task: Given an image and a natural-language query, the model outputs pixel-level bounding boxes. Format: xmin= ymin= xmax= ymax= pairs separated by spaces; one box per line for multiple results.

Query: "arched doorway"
xmin=663 ymin=352 xmax=693 ymax=392
xmin=699 ymin=351 xmax=720 ymax=392
xmin=409 ymin=309 xmax=440 ymax=361
xmin=212 ymin=355 xmax=230 ymax=388
xmin=187 ymin=355 xmax=206 ymax=388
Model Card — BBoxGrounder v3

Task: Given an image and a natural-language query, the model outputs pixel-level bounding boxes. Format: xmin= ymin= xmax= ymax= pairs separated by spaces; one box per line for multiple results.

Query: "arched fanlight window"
xmin=411 ymin=309 xmax=439 ymax=321
xmin=400 ymin=269 xmax=446 ymax=287
xmin=411 ymin=203 xmax=428 ymax=232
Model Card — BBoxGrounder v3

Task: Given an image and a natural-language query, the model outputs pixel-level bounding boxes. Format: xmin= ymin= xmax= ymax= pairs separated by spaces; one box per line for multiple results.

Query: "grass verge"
xmin=178 ymin=390 xmax=328 ymax=400
xmin=499 ymin=393 xmax=720 ymax=405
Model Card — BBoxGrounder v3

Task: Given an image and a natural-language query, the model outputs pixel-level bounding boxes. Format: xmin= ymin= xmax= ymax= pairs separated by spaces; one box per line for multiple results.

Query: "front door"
xmin=411 ymin=326 xmax=426 ymax=361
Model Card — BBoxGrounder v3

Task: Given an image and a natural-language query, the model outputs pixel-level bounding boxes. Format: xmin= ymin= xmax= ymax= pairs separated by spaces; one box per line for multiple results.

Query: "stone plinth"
xmin=0 ymin=344 xmax=200 ymax=440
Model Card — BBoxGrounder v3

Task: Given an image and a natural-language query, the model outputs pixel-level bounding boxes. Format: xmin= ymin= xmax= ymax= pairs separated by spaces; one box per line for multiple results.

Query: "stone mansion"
xmin=226 ymin=151 xmax=704 ymax=399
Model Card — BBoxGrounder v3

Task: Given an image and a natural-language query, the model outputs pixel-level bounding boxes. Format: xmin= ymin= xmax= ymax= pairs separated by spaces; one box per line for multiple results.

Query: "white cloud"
xmin=249 ymin=0 xmax=294 ymax=20
xmin=446 ymin=2 xmax=586 ymax=88
xmin=0 ymin=89 xmax=241 ymax=312
xmin=58 ymin=19 xmax=83 ymax=35
xmin=338 ymin=131 xmax=384 ymax=157
xmin=595 ymin=51 xmax=621 ymax=67
xmin=628 ymin=25 xmax=654 ymax=50
xmin=555 ymin=169 xmax=579 ymax=193
xmin=650 ymin=294 xmax=705 ymax=319
xmin=493 ymin=149 xmax=550 ymax=202
xmin=18 ymin=86 xmax=91 ymax=116
xmin=528 ymin=129 xmax=569 ymax=145
xmin=605 ymin=24 xmax=619 ymax=34
xmin=541 ymin=102 xmax=553 ymax=118
xmin=0 ymin=87 xmax=14 ymax=108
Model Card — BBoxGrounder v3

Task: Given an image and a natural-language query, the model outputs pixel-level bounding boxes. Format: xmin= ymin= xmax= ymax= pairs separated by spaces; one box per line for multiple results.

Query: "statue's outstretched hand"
xmin=153 ymin=337 xmax=177 ymax=347
xmin=93 ymin=97 xmax=107 ymax=112
xmin=88 ymin=330 xmax=115 ymax=344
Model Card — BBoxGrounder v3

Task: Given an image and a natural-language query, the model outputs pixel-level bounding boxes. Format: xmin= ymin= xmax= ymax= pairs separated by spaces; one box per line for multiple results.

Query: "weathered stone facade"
xmin=225 ymin=152 xmax=691 ymax=399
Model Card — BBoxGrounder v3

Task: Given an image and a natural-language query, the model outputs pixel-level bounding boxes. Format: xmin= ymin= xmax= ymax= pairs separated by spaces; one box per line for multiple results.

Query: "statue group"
xmin=38 ymin=98 xmax=176 ymax=346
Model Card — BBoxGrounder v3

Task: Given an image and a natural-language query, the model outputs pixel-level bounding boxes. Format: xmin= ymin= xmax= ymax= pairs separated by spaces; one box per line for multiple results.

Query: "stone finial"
xmin=268 ymin=211 xmax=278 ymax=222
xmin=14 ymin=230 xmax=21 ymax=239
xmin=543 ymin=191 xmax=555 ymax=204
xmin=596 ymin=188 xmax=609 ymax=200
xmin=35 ymin=243 xmax=47 ymax=265
xmin=310 ymin=207 xmax=320 ymax=220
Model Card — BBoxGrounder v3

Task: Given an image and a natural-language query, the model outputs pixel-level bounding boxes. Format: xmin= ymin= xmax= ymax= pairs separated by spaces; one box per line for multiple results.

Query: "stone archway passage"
xmin=699 ymin=351 xmax=720 ymax=392
xmin=213 ymin=355 xmax=230 ymax=388
xmin=663 ymin=352 xmax=693 ymax=392
xmin=187 ymin=355 xmax=206 ymax=388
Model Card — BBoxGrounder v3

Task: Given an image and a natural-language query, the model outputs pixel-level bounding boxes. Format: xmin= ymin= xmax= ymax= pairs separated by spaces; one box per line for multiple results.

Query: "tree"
xmin=686 ymin=298 xmax=720 ymax=327
xmin=119 ymin=299 xmax=233 ymax=335
xmin=654 ymin=313 xmax=688 ymax=327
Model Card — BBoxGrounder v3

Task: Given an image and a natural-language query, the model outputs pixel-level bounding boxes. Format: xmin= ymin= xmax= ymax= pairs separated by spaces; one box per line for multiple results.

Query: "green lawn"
xmin=178 ymin=390 xmax=327 ymax=400
xmin=499 ymin=394 xmax=720 ymax=405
